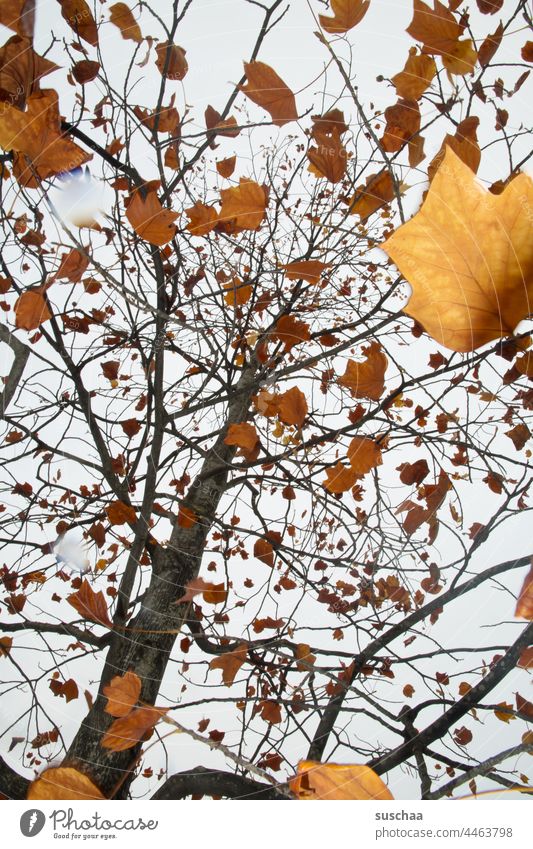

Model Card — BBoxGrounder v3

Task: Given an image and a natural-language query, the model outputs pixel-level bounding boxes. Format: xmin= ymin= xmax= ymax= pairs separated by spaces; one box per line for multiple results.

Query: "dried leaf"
xmin=347 ymin=436 xmax=383 ymax=475
xmin=277 ymin=387 xmax=308 ymax=427
xmin=515 ymin=564 xmax=533 ymax=620
xmin=155 ymin=42 xmax=187 ymax=80
xmin=274 ymin=315 xmax=311 ymax=352
xmin=15 ymin=289 xmax=51 ymax=330
xmin=281 ymin=260 xmax=330 ymax=284
xmin=125 ymin=188 xmax=178 ymax=246
xmin=383 ymin=147 xmax=533 ymax=352
xmin=254 ymin=538 xmax=274 ymax=567
xmin=102 ymin=706 xmax=168 ymax=751
xmin=319 ymin=0 xmax=370 ymax=35
xmin=224 ymin=422 xmax=260 ymax=460
xmin=53 ymin=248 xmax=89 ymax=282
xmin=67 ymin=579 xmax=112 ymax=628
xmin=338 ymin=342 xmax=387 ymax=400
xmin=210 ymin=644 xmax=248 ymax=687
xmin=103 ymin=670 xmax=142 ymax=717
xmin=175 ymin=577 xmax=227 ymax=605
xmin=308 ymin=129 xmax=347 ymax=183
xmin=219 ymin=179 xmax=268 ymax=231
xmin=216 ymin=156 xmax=236 ymax=178
xmin=106 ymin=500 xmax=136 ymax=526
xmin=290 ymin=760 xmax=394 ymax=800
xmin=58 ymin=0 xmax=98 ymax=46
xmin=185 ymin=201 xmax=219 ymax=236
xmin=72 ymin=59 xmax=100 ymax=84
xmin=392 ymin=47 xmax=436 ymax=100
xmin=323 ymin=462 xmax=357 ymax=494
xmin=240 ymin=61 xmax=297 ymax=126
xmin=109 ymin=2 xmax=142 ymax=43
xmin=0 ymin=0 xmax=35 ymax=37
xmin=28 ymin=766 xmax=104 ymax=800
xmin=0 ymin=35 xmax=59 ymax=108
xmin=349 ymin=171 xmax=395 ymax=219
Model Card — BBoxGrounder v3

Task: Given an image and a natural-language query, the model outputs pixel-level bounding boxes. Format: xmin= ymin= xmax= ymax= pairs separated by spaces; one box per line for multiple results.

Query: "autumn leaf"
xmin=347 ymin=436 xmax=383 ymax=476
xmin=223 ymin=278 xmax=252 ymax=307
xmin=296 ymin=643 xmax=316 ymax=670
xmin=281 ymin=260 xmax=330 ymax=284
xmin=397 ymin=459 xmax=430 ymax=485
xmin=427 ymin=116 xmax=480 ymax=182
xmin=125 ymin=188 xmax=178 ymax=246
xmin=349 ymin=171 xmax=395 ymax=220
xmin=494 ymin=702 xmax=515 ymax=723
xmin=155 ymin=42 xmax=187 ymax=80
xmin=67 ymin=579 xmax=112 ymax=628
xmin=0 ymin=90 xmax=91 ymax=184
xmin=240 ymin=61 xmax=297 ymax=126
xmin=323 ymin=462 xmax=357 ymax=494
xmin=72 ymin=59 xmax=100 ymax=84
xmin=49 ymin=677 xmax=79 ymax=702
xmin=273 ymin=315 xmax=311 ymax=352
xmin=505 ymin=424 xmax=531 ymax=452
xmin=407 ymin=0 xmax=476 ymax=76
xmin=28 ymin=766 xmax=105 ymax=800
xmin=338 ymin=342 xmax=387 ymax=400
xmin=0 ymin=35 xmax=59 ymax=109
xmin=175 ymin=577 xmax=227 ymax=605
xmin=109 ymin=2 xmax=142 ymax=43
xmin=102 ymin=706 xmax=168 ymax=751
xmin=53 ymin=248 xmax=89 ymax=282
xmin=185 ymin=201 xmax=219 ymax=236
xmin=219 ymin=179 xmax=268 ymax=231
xmin=106 ymin=500 xmax=136 ymax=526
xmin=517 ymin=647 xmax=533 ymax=670
xmin=0 ymin=0 xmax=35 ymax=37
xmin=392 ymin=47 xmax=436 ymax=100
xmin=383 ymin=147 xmax=533 ymax=352
xmin=290 ymin=760 xmax=394 ymax=800
xmin=277 ymin=387 xmax=308 ymax=427
xmin=319 ymin=0 xmax=370 ymax=35
xmin=58 ymin=0 xmax=98 ymax=46
xmin=216 ymin=156 xmax=236 ymax=179
xmin=259 ymin=700 xmax=282 ymax=724
xmin=254 ymin=538 xmax=274 ymax=567
xmin=15 ymin=289 xmax=51 ymax=330
xmin=308 ymin=130 xmax=347 ymax=183
xmin=103 ymin=670 xmax=142 ymax=717
xmin=515 ymin=563 xmax=533 ymax=620
xmin=0 ymin=636 xmax=13 ymax=657
xmin=224 ymin=422 xmax=260 ymax=461
xmin=210 ymin=643 xmax=248 ymax=687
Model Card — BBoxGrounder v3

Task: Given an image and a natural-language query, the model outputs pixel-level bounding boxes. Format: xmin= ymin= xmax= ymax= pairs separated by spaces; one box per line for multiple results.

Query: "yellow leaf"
xmin=290 ymin=760 xmax=394 ymax=800
xmin=240 ymin=61 xmax=297 ymax=126
xmin=494 ymin=702 xmax=515 ymax=723
xmin=28 ymin=767 xmax=104 ymax=800
xmin=319 ymin=0 xmax=370 ymax=35
xmin=382 ymin=147 xmax=533 ymax=352
xmin=392 ymin=47 xmax=436 ymax=100
xmin=109 ymin=2 xmax=142 ymax=43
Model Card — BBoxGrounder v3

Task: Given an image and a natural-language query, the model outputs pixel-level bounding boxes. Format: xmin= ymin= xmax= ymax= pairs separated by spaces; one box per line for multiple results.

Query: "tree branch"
xmin=151 ymin=766 xmax=289 ymax=800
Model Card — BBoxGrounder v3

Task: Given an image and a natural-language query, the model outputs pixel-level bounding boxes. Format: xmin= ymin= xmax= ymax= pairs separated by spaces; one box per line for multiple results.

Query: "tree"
xmin=0 ymin=0 xmax=532 ymax=802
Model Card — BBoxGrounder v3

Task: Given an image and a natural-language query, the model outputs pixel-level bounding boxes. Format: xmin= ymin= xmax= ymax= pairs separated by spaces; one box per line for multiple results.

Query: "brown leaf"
xmin=0 ymin=636 xmax=13 ymax=657
xmin=476 ymin=0 xmax=503 ymax=13
xmin=15 ymin=289 xmax=51 ymax=330
xmin=155 ymin=42 xmax=187 ymax=80
xmin=347 ymin=436 xmax=383 ymax=476
xmin=210 ymin=644 xmax=248 ymax=687
xmin=349 ymin=171 xmax=395 ymax=220
xmin=224 ymin=422 xmax=260 ymax=461
xmin=103 ymin=670 xmax=142 ymax=717
xmin=58 ymin=0 xmax=98 ymax=46
xmin=53 ymin=248 xmax=89 ymax=282
xmin=338 ymin=342 xmax=388 ymax=400
xmin=240 ymin=61 xmax=297 ymax=126
xmin=323 ymin=462 xmax=357 ymax=494
xmin=516 ymin=693 xmax=533 ymax=719
xmin=120 ymin=418 xmax=142 ymax=438
xmin=72 ymin=59 xmax=100 ymax=84
xmin=109 ymin=2 xmax=142 ymax=43
xmin=219 ymin=179 xmax=268 ymax=232
xmin=281 ymin=260 xmax=330 ymax=284
xmin=403 ymin=684 xmax=415 ymax=698
xmin=260 ymin=700 xmax=282 ymax=724
xmin=274 ymin=315 xmax=311 ymax=352
xmin=67 ymin=579 xmax=112 ymax=628
xmin=277 ymin=387 xmax=308 ymax=427
xmin=0 ymin=0 xmax=35 ymax=37
xmin=175 ymin=577 xmax=227 ymax=605
xmin=223 ymin=277 xmax=252 ymax=307
xmin=102 ymin=706 xmax=168 ymax=751
xmin=28 ymin=767 xmax=104 ymax=800
xmin=290 ymin=760 xmax=394 ymax=800
xmin=308 ymin=130 xmax=347 ymax=183
xmin=428 ymin=116 xmax=480 ymax=183
xmin=125 ymin=188 xmax=178 ymax=246
xmin=381 ymin=99 xmax=420 ymax=153
xmin=254 ymin=538 xmax=274 ymax=567
xmin=517 ymin=647 xmax=533 ymax=669
xmin=522 ymin=42 xmax=533 ymax=63
xmin=478 ymin=22 xmax=504 ymax=67
xmin=453 ymin=726 xmax=473 ymax=746
xmin=397 ymin=459 xmax=430 ymax=485
xmin=515 ymin=564 xmax=533 ymax=620
xmin=505 ymin=424 xmax=531 ymax=451
xmin=0 ymin=35 xmax=58 ymax=108
xmin=49 ymin=677 xmax=79 ymax=702
xmin=392 ymin=47 xmax=436 ymax=100
xmin=106 ymin=500 xmax=136 ymax=526
xmin=185 ymin=201 xmax=219 ymax=236
xmin=216 ymin=156 xmax=236 ymax=178
xmin=319 ymin=0 xmax=370 ymax=35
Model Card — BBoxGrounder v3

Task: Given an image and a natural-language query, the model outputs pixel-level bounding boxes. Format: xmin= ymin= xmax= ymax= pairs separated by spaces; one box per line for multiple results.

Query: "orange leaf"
xmin=155 ymin=42 xmax=188 ymax=80
xmin=0 ymin=0 xmax=35 ymax=37
xmin=240 ymin=61 xmax=297 ymax=126
xmin=281 ymin=260 xmax=330 ymax=284
xmin=0 ymin=89 xmax=91 ymax=184
xmin=382 ymin=147 xmax=533 ymax=352
xmin=223 ymin=277 xmax=252 ymax=307
xmin=494 ymin=702 xmax=515 ymax=723
xmin=392 ymin=47 xmax=436 ymax=100
xmin=296 ymin=643 xmax=316 ymax=670
xmin=338 ymin=342 xmax=388 ymax=400
xmin=0 ymin=35 xmax=59 ymax=109
xmin=177 ymin=504 xmax=197 ymax=528
xmin=102 ymin=706 xmax=168 ymax=751
xmin=260 ymin=700 xmax=282 ymax=724
xmin=428 ymin=116 xmax=480 ymax=182
xmin=125 ymin=188 xmax=178 ymax=246
xmin=67 ymin=579 xmax=112 ymax=628
xmin=380 ymin=99 xmax=420 ymax=153
xmin=307 ymin=130 xmax=347 ymax=183
xmin=109 ymin=2 xmax=142 ymax=43
xmin=347 ymin=436 xmax=383 ymax=475
xmin=515 ymin=564 xmax=533 ymax=620
xmin=185 ymin=201 xmax=219 ymax=236
xmin=349 ymin=171 xmax=395 ymax=220
xmin=216 ymin=156 xmax=236 ymax=179
xmin=219 ymin=178 xmax=268 ymax=231
xmin=319 ymin=0 xmax=370 ymax=35
xmin=224 ymin=422 xmax=260 ymax=460
xmin=517 ymin=647 xmax=533 ymax=669
xmin=15 ymin=289 xmax=51 ymax=330
xmin=210 ymin=643 xmax=248 ymax=687
xmin=103 ymin=670 xmax=142 ymax=717
xmin=28 ymin=767 xmax=104 ymax=800
xmin=58 ymin=0 xmax=98 ymax=46
xmin=274 ymin=315 xmax=310 ymax=352
xmin=323 ymin=462 xmax=357 ymax=494
xmin=290 ymin=761 xmax=394 ymax=800
xmin=277 ymin=387 xmax=308 ymax=427
xmin=516 ymin=693 xmax=533 ymax=719
xmin=254 ymin=538 xmax=274 ymax=567
xmin=106 ymin=500 xmax=136 ymax=526
xmin=53 ymin=248 xmax=89 ymax=282
xmin=175 ymin=577 xmax=227 ymax=605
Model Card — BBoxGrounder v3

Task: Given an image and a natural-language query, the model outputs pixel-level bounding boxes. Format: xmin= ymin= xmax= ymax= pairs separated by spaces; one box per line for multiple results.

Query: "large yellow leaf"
xmin=290 ymin=760 xmax=394 ymax=800
xmin=28 ymin=767 xmax=105 ymax=800
xmin=240 ymin=61 xmax=297 ymax=126
xmin=319 ymin=0 xmax=370 ymax=35
xmin=382 ymin=147 xmax=533 ymax=352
